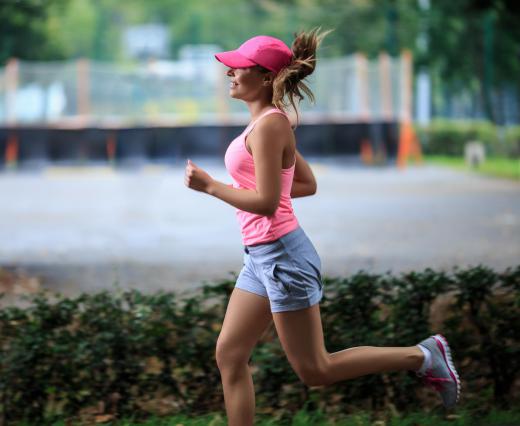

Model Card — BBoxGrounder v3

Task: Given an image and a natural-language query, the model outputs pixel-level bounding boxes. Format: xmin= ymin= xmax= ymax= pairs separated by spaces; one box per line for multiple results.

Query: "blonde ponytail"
xmin=272 ymin=27 xmax=333 ymax=126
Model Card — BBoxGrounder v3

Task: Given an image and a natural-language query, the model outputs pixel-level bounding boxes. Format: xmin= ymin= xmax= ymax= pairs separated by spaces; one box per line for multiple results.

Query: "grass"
xmin=423 ymin=155 xmax=520 ymax=181
xmin=17 ymin=407 xmax=520 ymax=426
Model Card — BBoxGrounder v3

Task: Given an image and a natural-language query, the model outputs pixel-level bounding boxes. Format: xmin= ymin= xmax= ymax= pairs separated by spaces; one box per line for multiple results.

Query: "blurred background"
xmin=0 ymin=0 xmax=519 ymax=305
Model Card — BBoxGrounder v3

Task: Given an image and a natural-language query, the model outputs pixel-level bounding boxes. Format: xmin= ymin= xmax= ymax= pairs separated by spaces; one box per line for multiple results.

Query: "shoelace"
xmin=420 ymin=369 xmax=452 ymax=392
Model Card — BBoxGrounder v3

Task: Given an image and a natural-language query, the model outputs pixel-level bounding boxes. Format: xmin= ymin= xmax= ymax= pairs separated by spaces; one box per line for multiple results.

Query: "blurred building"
xmin=123 ymin=24 xmax=170 ymax=60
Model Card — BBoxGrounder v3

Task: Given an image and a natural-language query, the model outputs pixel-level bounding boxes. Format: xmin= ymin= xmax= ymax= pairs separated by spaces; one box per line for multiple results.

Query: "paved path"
xmin=1 ymin=157 xmax=519 ymax=303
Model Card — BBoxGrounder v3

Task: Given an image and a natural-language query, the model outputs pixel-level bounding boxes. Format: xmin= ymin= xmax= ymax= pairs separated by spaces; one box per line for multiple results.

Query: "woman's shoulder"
xmin=254 ymin=109 xmax=293 ymax=133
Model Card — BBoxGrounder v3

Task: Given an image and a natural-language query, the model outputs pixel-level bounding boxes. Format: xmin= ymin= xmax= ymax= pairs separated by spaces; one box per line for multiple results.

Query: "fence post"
xmin=5 ymin=58 xmax=18 ymax=124
xmin=397 ymin=49 xmax=422 ymax=168
xmin=216 ymin=64 xmax=230 ymax=124
xmin=5 ymin=58 xmax=19 ymax=169
xmin=378 ymin=52 xmax=393 ymax=121
xmin=355 ymin=53 xmax=373 ymax=164
xmin=216 ymin=63 xmax=231 ymax=156
xmin=76 ymin=58 xmax=91 ymax=124
xmin=355 ymin=53 xmax=370 ymax=121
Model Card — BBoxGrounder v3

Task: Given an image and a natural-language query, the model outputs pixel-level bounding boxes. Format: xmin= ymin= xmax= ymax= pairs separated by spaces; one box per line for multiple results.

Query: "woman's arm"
xmin=291 ymin=149 xmax=317 ymax=198
xmin=207 ymin=182 xmax=274 ymax=215
xmin=207 ymin=114 xmax=289 ymax=216
xmin=185 ymin=160 xmax=272 ymax=215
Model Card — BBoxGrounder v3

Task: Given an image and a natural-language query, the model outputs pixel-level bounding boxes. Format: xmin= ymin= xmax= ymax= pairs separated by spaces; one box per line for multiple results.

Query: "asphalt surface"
xmin=1 ymin=157 xmax=519 ymax=304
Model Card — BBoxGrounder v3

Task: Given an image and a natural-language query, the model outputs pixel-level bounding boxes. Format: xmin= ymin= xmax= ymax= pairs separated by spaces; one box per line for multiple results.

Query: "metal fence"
xmin=0 ymin=53 xmax=411 ymax=128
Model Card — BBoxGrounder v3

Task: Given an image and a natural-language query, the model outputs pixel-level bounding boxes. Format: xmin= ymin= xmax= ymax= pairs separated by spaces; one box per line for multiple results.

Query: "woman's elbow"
xmin=263 ymin=200 xmax=279 ymax=216
xmin=266 ymin=204 xmax=278 ymax=216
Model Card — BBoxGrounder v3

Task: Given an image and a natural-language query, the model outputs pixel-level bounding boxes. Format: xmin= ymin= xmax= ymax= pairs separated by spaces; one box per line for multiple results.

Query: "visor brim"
xmin=214 ymin=50 xmax=257 ymax=68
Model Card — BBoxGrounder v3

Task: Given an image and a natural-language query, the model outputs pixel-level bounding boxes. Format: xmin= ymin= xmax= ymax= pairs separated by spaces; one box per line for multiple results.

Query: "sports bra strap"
xmin=244 ymin=108 xmax=289 ymax=137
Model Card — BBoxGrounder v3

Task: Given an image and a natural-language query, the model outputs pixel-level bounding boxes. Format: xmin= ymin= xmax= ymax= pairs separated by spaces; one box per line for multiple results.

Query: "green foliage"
xmin=423 ymin=155 xmax=520 ymax=181
xmin=505 ymin=126 xmax=520 ymax=155
xmin=0 ymin=265 xmax=518 ymax=425
xmin=13 ymin=407 xmax=520 ymax=425
xmin=419 ymin=0 xmax=520 ymax=122
xmin=0 ymin=0 xmax=67 ymax=63
xmin=445 ymin=265 xmax=520 ymax=408
xmin=417 ymin=120 xmax=520 ymax=157
xmin=0 ymin=0 xmax=421 ymax=62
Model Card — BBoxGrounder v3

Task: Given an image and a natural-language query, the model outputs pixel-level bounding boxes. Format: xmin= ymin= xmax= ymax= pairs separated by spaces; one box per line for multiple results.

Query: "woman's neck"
xmin=247 ymin=101 xmax=276 ymax=121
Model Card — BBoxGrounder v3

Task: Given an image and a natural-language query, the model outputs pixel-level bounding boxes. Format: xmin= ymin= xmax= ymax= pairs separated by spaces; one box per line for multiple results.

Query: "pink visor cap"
xmin=214 ymin=35 xmax=293 ymax=74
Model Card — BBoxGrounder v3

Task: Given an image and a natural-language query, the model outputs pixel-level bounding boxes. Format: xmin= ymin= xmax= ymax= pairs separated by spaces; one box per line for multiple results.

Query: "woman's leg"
xmin=215 ymin=287 xmax=273 ymax=426
xmin=271 ymin=303 xmax=424 ymax=387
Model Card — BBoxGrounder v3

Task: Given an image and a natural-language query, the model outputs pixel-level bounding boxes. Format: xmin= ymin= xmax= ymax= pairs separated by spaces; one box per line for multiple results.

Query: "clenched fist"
xmin=184 ymin=159 xmax=214 ymax=193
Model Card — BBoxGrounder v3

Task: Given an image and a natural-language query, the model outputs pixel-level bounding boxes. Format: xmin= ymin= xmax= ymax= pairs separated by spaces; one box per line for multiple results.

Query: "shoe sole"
xmin=433 ymin=334 xmax=461 ymax=406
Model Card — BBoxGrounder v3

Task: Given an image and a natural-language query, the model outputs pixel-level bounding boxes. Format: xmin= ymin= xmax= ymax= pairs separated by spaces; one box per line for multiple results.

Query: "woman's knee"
xmin=215 ymin=338 xmax=251 ymax=371
xmin=294 ymin=361 xmax=330 ymax=387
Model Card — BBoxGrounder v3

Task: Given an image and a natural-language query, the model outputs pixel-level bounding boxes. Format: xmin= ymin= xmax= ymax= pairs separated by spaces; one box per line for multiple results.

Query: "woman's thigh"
xmin=216 ymin=287 xmax=273 ymax=366
xmin=272 ymin=303 xmax=329 ymax=377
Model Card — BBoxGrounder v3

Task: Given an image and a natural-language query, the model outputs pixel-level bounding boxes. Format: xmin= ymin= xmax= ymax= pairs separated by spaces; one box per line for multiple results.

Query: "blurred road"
xmin=1 ymin=157 xmax=519 ymax=303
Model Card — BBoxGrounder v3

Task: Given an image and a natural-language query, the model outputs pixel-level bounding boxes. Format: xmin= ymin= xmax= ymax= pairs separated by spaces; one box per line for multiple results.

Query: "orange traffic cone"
xmin=5 ymin=132 xmax=18 ymax=169
xmin=397 ymin=121 xmax=422 ymax=168
xmin=360 ymin=138 xmax=373 ymax=165
xmin=106 ymin=132 xmax=116 ymax=165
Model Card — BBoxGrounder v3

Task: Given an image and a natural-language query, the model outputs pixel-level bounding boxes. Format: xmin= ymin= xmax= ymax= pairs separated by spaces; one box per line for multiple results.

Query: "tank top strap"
xmin=244 ymin=108 xmax=289 ymax=138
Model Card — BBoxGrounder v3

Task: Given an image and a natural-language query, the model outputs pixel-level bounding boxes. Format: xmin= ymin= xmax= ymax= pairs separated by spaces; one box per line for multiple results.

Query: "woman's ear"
xmin=263 ymin=73 xmax=274 ymax=86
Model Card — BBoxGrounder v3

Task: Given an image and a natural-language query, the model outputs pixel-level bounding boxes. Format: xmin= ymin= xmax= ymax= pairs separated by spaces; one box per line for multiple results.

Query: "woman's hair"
xmin=257 ymin=27 xmax=333 ymax=126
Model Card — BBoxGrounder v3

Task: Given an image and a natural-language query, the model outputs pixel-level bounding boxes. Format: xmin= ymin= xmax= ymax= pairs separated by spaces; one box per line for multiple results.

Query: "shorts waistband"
xmin=243 ymin=226 xmax=304 ymax=254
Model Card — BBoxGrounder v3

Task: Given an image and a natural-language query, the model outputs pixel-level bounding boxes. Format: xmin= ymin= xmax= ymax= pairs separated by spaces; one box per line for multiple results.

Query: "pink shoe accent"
xmin=421 ymin=369 xmax=453 ymax=392
xmin=433 ymin=334 xmax=458 ymax=385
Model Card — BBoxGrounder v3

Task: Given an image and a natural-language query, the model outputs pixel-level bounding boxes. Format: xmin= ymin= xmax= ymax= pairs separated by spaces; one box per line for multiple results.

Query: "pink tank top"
xmin=224 ymin=108 xmax=300 ymax=245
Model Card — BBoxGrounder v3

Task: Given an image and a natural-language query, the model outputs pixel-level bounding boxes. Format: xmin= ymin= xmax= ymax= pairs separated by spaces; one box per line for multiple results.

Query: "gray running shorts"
xmin=236 ymin=225 xmax=323 ymax=313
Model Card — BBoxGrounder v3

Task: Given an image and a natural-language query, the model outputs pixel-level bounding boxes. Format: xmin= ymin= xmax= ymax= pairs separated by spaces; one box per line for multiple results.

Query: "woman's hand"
xmin=184 ymin=159 xmax=214 ymax=193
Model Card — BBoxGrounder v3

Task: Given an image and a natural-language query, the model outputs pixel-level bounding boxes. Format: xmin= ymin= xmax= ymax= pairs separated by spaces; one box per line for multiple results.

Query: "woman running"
xmin=184 ymin=28 xmax=461 ymax=425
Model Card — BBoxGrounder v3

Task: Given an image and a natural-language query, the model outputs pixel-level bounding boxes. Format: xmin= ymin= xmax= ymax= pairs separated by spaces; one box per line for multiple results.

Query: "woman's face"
xmin=226 ymin=66 xmax=272 ymax=102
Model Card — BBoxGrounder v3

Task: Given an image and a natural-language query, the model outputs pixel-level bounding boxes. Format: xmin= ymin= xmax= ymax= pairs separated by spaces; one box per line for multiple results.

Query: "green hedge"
xmin=0 ymin=264 xmax=519 ymax=425
xmin=416 ymin=120 xmax=520 ymax=158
